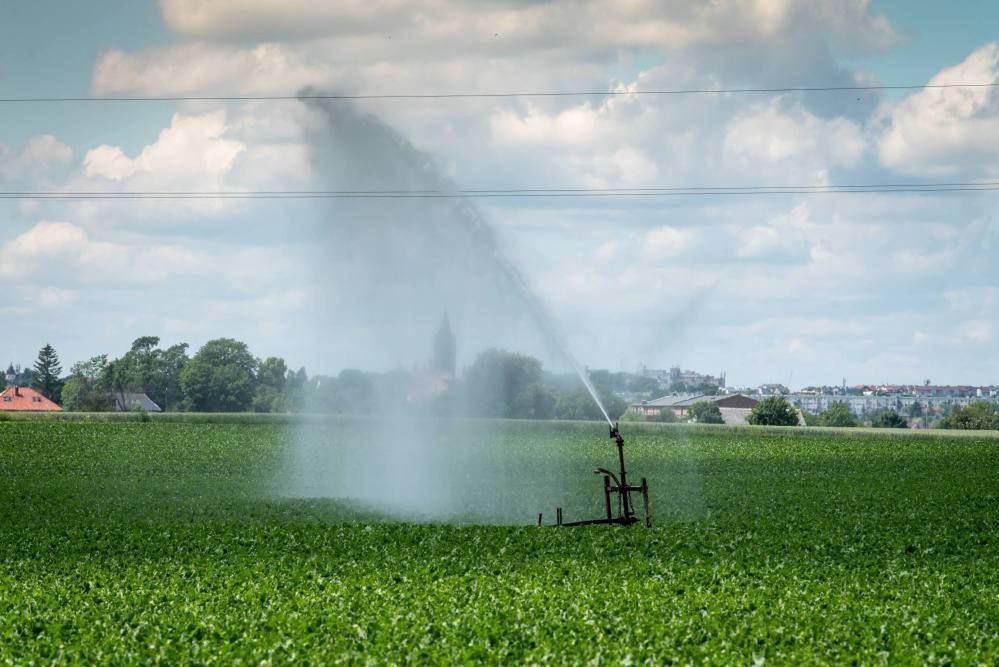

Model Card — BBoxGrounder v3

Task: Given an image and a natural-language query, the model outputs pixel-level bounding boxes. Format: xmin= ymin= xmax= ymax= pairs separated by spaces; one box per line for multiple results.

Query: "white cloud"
xmin=62 ymin=108 xmax=313 ymax=226
xmin=18 ymin=135 xmax=74 ymax=169
xmin=157 ymin=0 xmax=894 ymax=53
xmin=83 ymin=111 xmax=244 ymax=183
xmin=891 ymin=247 xmax=959 ymax=273
xmin=0 ymin=222 xmax=94 ymax=278
xmin=92 ymin=42 xmax=325 ymax=96
xmin=735 ymin=203 xmax=811 ymax=261
xmin=945 ymin=286 xmax=999 ymax=312
xmin=83 ymin=145 xmax=135 ymax=181
xmin=593 ymin=240 xmax=622 ymax=263
xmin=643 ymin=226 xmax=693 ymax=260
xmin=491 ymin=104 xmax=600 ymax=147
xmin=723 ymin=99 xmax=866 ymax=181
xmin=0 ymin=221 xmax=204 ymax=285
xmin=37 ymin=287 xmax=77 ymax=308
xmin=878 ymin=42 xmax=999 ymax=177
xmin=959 ymin=320 xmax=995 ymax=344
xmin=0 ymin=135 xmax=74 ymax=182
xmin=90 ymin=0 xmax=894 ymax=103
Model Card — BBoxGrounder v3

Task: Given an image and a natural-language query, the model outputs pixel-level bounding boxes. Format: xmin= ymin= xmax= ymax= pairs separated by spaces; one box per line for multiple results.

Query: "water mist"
xmin=282 ymin=94 xmax=613 ymax=522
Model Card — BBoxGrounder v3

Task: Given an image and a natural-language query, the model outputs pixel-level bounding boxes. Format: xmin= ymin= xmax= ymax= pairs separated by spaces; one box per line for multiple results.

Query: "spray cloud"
xmin=283 ymin=94 xmax=610 ymax=521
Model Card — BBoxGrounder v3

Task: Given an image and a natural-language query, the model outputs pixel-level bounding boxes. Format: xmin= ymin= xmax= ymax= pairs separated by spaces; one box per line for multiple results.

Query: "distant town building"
xmin=788 ymin=391 xmax=998 ymax=419
xmin=641 ymin=366 xmax=725 ymax=389
xmin=631 ymin=393 xmax=758 ymax=424
xmin=757 ymin=384 xmax=790 ymax=396
xmin=852 ymin=383 xmax=998 ymax=398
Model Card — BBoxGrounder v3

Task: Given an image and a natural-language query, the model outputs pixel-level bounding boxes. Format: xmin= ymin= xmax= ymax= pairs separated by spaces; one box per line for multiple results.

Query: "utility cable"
xmin=0 ymin=82 xmax=997 ymax=103
xmin=3 ymin=182 xmax=999 ymax=200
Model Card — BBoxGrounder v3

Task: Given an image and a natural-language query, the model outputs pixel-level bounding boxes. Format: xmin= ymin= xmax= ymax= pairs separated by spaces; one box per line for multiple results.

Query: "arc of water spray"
xmin=499 ymin=259 xmax=613 ymax=425
xmin=299 ymin=94 xmax=613 ymax=426
xmin=472 ymin=208 xmax=614 ymax=427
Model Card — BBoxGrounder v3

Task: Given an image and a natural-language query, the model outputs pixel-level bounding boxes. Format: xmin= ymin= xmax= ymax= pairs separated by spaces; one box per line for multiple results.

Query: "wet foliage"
xmin=1 ymin=419 xmax=998 ymax=663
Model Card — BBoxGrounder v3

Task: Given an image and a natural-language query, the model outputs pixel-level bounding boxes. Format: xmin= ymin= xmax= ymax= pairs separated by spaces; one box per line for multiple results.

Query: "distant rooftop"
xmin=113 ymin=392 xmax=162 ymax=412
xmin=0 ymin=386 xmax=62 ymax=412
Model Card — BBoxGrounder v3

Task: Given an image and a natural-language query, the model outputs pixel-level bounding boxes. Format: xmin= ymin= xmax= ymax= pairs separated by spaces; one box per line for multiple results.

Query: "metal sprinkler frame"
xmin=539 ymin=422 xmax=652 ymax=528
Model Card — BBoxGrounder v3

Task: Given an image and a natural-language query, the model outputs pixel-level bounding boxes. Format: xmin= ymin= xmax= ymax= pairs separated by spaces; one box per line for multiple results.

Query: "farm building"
xmin=631 ymin=393 xmax=759 ymax=424
xmin=0 ymin=385 xmax=63 ymax=412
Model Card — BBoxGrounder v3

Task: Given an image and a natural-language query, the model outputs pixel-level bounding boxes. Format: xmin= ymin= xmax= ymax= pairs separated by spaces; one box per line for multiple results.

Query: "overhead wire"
xmin=0 ymin=82 xmax=997 ymax=103
xmin=3 ymin=182 xmax=999 ymax=200
xmin=3 ymin=83 xmax=995 ymax=201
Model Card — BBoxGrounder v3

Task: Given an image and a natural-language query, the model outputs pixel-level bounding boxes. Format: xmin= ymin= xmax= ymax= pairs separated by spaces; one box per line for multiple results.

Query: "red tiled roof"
xmin=0 ymin=386 xmax=63 ymax=411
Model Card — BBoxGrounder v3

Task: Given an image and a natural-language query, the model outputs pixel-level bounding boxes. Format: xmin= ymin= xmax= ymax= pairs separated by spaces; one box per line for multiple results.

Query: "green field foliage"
xmin=1 ymin=419 xmax=998 ymax=663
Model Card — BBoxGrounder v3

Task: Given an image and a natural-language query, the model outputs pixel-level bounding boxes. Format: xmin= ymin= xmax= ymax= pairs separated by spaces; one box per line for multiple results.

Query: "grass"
xmin=1 ymin=418 xmax=997 ymax=663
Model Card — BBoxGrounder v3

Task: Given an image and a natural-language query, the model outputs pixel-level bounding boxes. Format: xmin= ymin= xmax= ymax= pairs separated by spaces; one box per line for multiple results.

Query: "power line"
xmin=0 ymin=82 xmax=997 ymax=103
xmin=3 ymin=182 xmax=999 ymax=200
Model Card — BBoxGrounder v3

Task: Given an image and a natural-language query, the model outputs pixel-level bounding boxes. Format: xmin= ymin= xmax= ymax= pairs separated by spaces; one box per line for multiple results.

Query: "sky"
xmin=1 ymin=0 xmax=998 ymax=389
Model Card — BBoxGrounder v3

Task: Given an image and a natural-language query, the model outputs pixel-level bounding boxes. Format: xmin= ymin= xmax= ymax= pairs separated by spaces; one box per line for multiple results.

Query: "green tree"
xmin=332 ymin=369 xmax=373 ymax=414
xmin=553 ymin=385 xmax=627 ymax=422
xmin=819 ymin=402 xmax=859 ymax=427
xmin=512 ymin=383 xmax=557 ymax=419
xmin=258 ymin=357 xmax=288 ymax=392
xmin=282 ymin=366 xmax=310 ymax=412
xmin=555 ymin=387 xmax=597 ymax=421
xmin=61 ymin=355 xmax=114 ymax=411
xmin=688 ymin=400 xmax=724 ymax=424
xmin=116 ymin=336 xmax=160 ymax=391
xmin=111 ymin=337 xmax=189 ymax=411
xmin=654 ymin=408 xmax=678 ymax=423
xmin=747 ymin=396 xmax=800 ymax=426
xmin=464 ymin=349 xmax=545 ymax=418
xmin=158 ymin=343 xmax=190 ymax=411
xmin=58 ymin=376 xmax=86 ymax=411
xmin=871 ymin=410 xmax=908 ymax=428
xmin=938 ymin=401 xmax=999 ymax=430
xmin=309 ymin=369 xmax=375 ymax=415
xmin=253 ymin=357 xmax=290 ymax=413
xmin=252 ymin=385 xmax=282 ymax=413
xmin=180 ymin=338 xmax=258 ymax=412
xmin=31 ymin=343 xmax=63 ymax=402
xmin=287 ymin=367 xmax=308 ymax=390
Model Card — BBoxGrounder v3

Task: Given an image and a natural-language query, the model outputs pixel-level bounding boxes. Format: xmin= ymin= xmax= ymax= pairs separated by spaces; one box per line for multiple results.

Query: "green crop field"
xmin=1 ymin=418 xmax=998 ymax=664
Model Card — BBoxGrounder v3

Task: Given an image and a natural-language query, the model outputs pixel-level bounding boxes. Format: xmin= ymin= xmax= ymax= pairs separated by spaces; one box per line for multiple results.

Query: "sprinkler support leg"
xmin=641 ymin=477 xmax=652 ymax=528
xmin=603 ymin=475 xmax=612 ymax=520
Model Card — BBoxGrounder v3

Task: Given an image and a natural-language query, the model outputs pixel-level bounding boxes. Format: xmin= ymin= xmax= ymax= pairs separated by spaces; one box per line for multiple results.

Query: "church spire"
xmin=432 ymin=310 xmax=456 ymax=377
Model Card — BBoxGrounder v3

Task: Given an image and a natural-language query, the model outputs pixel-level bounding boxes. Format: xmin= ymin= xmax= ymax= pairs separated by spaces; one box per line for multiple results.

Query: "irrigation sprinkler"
xmin=538 ymin=422 xmax=652 ymax=528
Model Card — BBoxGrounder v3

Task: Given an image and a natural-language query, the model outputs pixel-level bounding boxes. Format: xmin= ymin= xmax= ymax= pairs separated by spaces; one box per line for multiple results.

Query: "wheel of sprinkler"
xmin=538 ymin=422 xmax=652 ymax=528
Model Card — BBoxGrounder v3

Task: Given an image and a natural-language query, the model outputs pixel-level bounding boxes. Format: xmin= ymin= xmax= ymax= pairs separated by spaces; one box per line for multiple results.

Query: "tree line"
xmin=4 ymin=337 xmax=309 ymax=413
xmin=5 ymin=339 xmax=633 ymax=419
xmin=9 ymin=339 xmax=997 ymax=430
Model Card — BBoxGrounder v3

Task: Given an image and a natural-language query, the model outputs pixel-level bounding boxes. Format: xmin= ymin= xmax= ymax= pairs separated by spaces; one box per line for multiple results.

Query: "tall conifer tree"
xmin=31 ymin=343 xmax=63 ymax=402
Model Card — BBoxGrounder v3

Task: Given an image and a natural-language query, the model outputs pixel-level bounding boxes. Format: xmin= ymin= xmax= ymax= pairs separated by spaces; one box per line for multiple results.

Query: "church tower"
xmin=431 ymin=311 xmax=456 ymax=377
